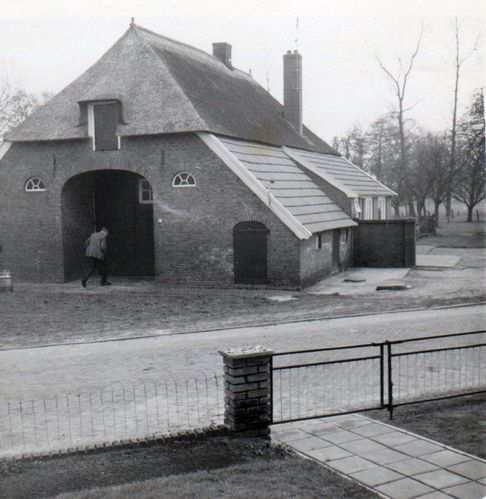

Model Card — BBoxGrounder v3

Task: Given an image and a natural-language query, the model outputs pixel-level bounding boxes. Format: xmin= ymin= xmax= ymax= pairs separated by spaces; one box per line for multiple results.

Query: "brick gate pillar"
xmin=219 ymin=346 xmax=273 ymax=436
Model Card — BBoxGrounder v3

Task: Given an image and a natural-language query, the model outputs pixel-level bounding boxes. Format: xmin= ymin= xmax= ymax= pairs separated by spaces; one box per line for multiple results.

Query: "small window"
xmin=316 ymin=232 xmax=323 ymax=250
xmin=88 ymin=101 xmax=120 ymax=152
xmin=172 ymin=172 xmax=196 ymax=187
xmin=139 ymin=179 xmax=153 ymax=204
xmin=25 ymin=177 xmax=46 ymax=192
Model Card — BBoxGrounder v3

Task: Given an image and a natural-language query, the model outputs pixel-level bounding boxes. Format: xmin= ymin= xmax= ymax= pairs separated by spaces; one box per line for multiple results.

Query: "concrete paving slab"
xmin=394 ymin=439 xmax=445 ymax=457
xmin=351 ymin=422 xmax=396 ymax=438
xmin=339 ymin=438 xmax=412 ymax=465
xmin=350 ymin=466 xmax=403 ymax=486
xmin=305 ymin=445 xmax=352 ymax=461
xmin=448 ymin=460 xmax=486 ymax=480
xmin=416 ymin=254 xmax=461 ymax=268
xmin=306 ymin=268 xmax=410 ymax=296
xmin=326 ymin=455 xmax=378 ymax=474
xmin=376 ymin=477 xmax=434 ymax=498
xmin=286 ymin=436 xmax=331 ymax=453
xmin=274 ymin=415 xmax=486 ymax=499
xmin=415 ymin=469 xmax=469 ymax=489
xmin=443 ymin=481 xmax=486 ymax=499
xmin=339 ymin=438 xmax=390 ymax=454
xmin=313 ymin=428 xmax=362 ymax=444
xmin=387 ymin=458 xmax=439 ymax=476
xmin=270 ymin=428 xmax=308 ymax=442
xmin=423 ymin=450 xmax=472 ymax=467
xmin=413 ymin=492 xmax=453 ymax=499
xmin=372 ymin=430 xmax=417 ymax=447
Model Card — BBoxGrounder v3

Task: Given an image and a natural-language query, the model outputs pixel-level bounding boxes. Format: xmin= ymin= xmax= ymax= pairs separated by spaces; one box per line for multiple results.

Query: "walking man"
xmin=81 ymin=227 xmax=111 ymax=287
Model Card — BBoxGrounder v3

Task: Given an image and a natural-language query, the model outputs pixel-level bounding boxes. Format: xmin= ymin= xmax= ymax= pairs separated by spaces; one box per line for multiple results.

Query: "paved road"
xmin=1 ymin=304 xmax=484 ymax=400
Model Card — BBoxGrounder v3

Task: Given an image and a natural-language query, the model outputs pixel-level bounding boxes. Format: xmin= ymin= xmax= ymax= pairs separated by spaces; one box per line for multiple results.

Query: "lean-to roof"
xmin=6 ymin=24 xmax=334 ymax=154
xmin=285 ymin=147 xmax=396 ymax=197
xmin=200 ymin=133 xmax=356 ymax=239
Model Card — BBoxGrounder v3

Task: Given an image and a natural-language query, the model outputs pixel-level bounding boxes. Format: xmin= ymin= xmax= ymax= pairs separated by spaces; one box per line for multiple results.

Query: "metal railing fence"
xmin=387 ymin=330 xmax=486 ymax=418
xmin=271 ymin=330 xmax=486 ymax=424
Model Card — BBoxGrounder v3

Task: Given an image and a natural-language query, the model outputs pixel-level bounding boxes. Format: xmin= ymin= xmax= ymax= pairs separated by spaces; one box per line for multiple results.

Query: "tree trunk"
xmin=467 ymin=205 xmax=473 ymax=222
xmin=433 ymin=200 xmax=441 ymax=222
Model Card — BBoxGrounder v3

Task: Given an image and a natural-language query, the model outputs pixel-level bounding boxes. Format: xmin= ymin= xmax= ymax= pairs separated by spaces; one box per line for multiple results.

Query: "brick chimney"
xmin=213 ymin=42 xmax=232 ymax=68
xmin=283 ymin=50 xmax=303 ymax=135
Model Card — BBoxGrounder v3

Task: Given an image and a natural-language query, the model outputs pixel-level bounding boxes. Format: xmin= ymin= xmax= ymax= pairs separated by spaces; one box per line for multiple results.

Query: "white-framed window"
xmin=378 ymin=197 xmax=387 ymax=220
xmin=352 ymin=198 xmax=361 ymax=219
xmin=25 ymin=177 xmax=46 ymax=192
xmin=138 ymin=179 xmax=153 ymax=204
xmin=172 ymin=172 xmax=196 ymax=187
xmin=364 ymin=198 xmax=373 ymax=220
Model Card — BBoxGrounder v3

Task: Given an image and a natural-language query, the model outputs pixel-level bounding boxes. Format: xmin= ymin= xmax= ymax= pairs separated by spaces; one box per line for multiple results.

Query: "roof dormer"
xmin=78 ymin=99 xmax=124 ymax=151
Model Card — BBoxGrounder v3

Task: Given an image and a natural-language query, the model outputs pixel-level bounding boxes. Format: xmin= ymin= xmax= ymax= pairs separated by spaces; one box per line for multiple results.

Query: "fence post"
xmin=219 ymin=346 xmax=273 ymax=437
xmin=386 ymin=341 xmax=394 ymax=420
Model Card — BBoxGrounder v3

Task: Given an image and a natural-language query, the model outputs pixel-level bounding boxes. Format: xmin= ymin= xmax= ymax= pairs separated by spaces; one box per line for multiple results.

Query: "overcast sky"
xmin=1 ymin=0 xmax=484 ymax=141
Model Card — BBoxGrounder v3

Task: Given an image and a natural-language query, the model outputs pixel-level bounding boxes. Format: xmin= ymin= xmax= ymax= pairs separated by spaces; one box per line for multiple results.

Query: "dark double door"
xmin=94 ymin=171 xmax=154 ymax=276
xmin=62 ymin=170 xmax=154 ymax=280
xmin=233 ymin=222 xmax=269 ymax=284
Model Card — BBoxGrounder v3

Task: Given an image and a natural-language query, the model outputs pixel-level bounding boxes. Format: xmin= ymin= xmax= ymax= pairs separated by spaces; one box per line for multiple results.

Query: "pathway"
xmin=272 ymin=414 xmax=486 ymax=499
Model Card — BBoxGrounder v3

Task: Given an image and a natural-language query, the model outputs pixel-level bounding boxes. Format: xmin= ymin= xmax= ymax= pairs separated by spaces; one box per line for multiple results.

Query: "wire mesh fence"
xmin=0 ymin=374 xmax=224 ymax=458
xmin=392 ymin=342 xmax=486 ymax=405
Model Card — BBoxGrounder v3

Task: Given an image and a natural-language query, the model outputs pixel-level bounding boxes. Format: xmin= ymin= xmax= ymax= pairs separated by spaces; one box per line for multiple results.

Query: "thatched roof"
xmin=6 ymin=24 xmax=336 ymax=154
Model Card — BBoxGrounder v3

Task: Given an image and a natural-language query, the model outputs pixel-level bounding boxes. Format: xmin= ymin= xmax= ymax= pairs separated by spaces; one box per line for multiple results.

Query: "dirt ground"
xmin=0 ymin=219 xmax=484 ymax=349
xmin=0 ymin=432 xmax=375 ymax=499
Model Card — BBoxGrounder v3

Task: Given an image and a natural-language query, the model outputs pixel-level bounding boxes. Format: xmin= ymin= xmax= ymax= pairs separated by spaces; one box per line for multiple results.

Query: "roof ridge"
xmin=130 ymin=24 xmax=208 ymax=131
xmin=132 ymin=24 xmax=216 ymax=62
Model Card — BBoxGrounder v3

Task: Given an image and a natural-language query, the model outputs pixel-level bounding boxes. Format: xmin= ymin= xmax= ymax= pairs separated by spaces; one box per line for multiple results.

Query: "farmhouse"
xmin=0 ymin=22 xmax=396 ymax=287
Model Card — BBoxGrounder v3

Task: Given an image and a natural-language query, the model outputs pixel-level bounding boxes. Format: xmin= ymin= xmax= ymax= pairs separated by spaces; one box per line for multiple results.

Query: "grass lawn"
xmin=0 ymin=434 xmax=375 ymax=499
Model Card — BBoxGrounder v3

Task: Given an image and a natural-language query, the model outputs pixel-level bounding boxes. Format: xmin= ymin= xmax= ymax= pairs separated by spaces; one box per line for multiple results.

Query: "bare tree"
xmin=445 ymin=18 xmax=481 ymax=220
xmin=0 ymin=82 xmax=45 ymax=143
xmin=377 ymin=25 xmax=423 ymax=216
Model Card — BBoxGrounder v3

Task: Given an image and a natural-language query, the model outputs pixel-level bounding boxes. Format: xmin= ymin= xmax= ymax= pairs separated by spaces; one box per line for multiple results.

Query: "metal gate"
xmin=271 ymin=343 xmax=385 ymax=424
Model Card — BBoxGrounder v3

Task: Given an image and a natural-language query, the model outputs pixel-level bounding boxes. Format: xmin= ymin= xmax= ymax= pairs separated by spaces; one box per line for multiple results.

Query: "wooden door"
xmin=234 ymin=222 xmax=269 ymax=284
xmin=332 ymin=229 xmax=341 ymax=272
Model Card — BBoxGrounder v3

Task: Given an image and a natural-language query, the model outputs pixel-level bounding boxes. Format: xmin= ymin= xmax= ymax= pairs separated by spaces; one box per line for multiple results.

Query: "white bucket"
xmin=0 ymin=270 xmax=13 ymax=292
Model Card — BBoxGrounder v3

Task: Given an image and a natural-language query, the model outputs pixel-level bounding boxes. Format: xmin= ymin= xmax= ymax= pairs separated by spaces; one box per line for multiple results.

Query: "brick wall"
xmin=0 ymin=134 xmax=305 ymax=286
xmin=300 ymin=228 xmax=353 ymax=287
xmin=354 ymin=219 xmax=416 ymax=267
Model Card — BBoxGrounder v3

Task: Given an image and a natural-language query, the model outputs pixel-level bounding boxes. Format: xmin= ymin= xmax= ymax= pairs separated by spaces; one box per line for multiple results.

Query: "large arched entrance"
xmin=62 ymin=170 xmax=154 ymax=281
xmin=233 ymin=221 xmax=269 ymax=284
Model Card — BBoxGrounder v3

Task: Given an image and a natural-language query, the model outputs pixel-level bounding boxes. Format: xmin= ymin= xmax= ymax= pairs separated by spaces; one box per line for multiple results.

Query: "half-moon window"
xmin=25 ymin=177 xmax=46 ymax=192
xmin=172 ymin=172 xmax=196 ymax=187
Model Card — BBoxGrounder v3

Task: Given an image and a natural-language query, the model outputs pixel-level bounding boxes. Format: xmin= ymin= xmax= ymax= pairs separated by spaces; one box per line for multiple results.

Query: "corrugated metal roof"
xmin=286 ymin=148 xmax=396 ymax=197
xmin=218 ymin=137 xmax=356 ymax=233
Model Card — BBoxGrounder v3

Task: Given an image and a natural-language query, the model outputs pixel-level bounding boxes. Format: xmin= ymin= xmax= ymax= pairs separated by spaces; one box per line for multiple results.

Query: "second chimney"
xmin=283 ymin=49 xmax=303 ymax=135
xmin=213 ymin=42 xmax=232 ymax=68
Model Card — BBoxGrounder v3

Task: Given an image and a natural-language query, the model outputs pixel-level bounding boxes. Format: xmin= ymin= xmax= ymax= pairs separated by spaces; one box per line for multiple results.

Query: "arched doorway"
xmin=62 ymin=170 xmax=154 ymax=281
xmin=233 ymin=221 xmax=269 ymax=284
